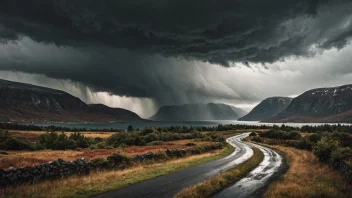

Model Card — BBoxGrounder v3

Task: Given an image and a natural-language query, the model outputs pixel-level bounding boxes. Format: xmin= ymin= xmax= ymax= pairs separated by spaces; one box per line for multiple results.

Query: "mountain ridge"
xmin=150 ymin=103 xmax=247 ymax=121
xmin=265 ymin=84 xmax=352 ymax=123
xmin=0 ymin=79 xmax=144 ymax=123
xmin=238 ymin=97 xmax=293 ymax=121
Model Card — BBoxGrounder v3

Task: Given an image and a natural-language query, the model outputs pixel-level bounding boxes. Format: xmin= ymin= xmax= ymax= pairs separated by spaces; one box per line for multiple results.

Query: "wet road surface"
xmin=92 ymin=133 xmax=253 ymax=198
xmin=213 ymin=140 xmax=283 ymax=198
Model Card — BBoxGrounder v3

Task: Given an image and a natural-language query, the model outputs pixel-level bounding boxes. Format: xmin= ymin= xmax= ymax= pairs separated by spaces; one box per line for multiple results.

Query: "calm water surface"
xmin=34 ymin=120 xmax=351 ymax=130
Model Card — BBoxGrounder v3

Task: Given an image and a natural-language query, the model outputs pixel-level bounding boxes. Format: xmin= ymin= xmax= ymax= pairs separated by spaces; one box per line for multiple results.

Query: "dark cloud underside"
xmin=0 ymin=0 xmax=352 ymax=109
xmin=0 ymin=0 xmax=351 ymax=64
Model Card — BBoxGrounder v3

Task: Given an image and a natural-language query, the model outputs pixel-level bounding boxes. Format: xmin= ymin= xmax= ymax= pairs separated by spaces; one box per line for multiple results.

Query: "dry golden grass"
xmin=1 ymin=133 xmax=205 ymax=169
xmin=0 ymin=148 xmax=231 ymax=198
xmin=264 ymin=145 xmax=352 ymax=198
xmin=0 ymin=142 xmax=202 ymax=169
xmin=8 ymin=130 xmax=116 ymax=140
xmin=175 ymin=148 xmax=264 ymax=198
xmin=0 ymin=149 xmax=123 ymax=169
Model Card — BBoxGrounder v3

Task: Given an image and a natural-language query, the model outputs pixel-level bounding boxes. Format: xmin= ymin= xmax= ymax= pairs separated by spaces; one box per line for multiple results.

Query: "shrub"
xmin=259 ymin=129 xmax=301 ymax=140
xmin=106 ymin=132 xmax=146 ymax=147
xmin=307 ymin=133 xmax=323 ymax=143
xmin=69 ymin=132 xmax=90 ymax=148
xmin=0 ymin=130 xmax=35 ymax=150
xmin=107 ymin=153 xmax=131 ymax=166
xmin=0 ymin=137 xmax=34 ymax=150
xmin=118 ymin=143 xmax=128 ymax=148
xmin=144 ymin=133 xmax=159 ymax=142
xmin=127 ymin=125 xmax=134 ymax=132
xmin=249 ymin=132 xmax=257 ymax=137
xmin=91 ymin=157 xmax=110 ymax=168
xmin=185 ymin=142 xmax=196 ymax=146
xmin=34 ymin=142 xmax=46 ymax=150
xmin=147 ymin=141 xmax=163 ymax=146
xmin=331 ymin=147 xmax=352 ymax=161
xmin=313 ymin=137 xmax=339 ymax=162
xmin=96 ymin=142 xmax=108 ymax=149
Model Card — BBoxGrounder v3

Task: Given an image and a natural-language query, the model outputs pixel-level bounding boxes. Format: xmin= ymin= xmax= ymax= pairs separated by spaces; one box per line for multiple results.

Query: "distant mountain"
xmin=0 ymin=79 xmax=144 ymax=123
xmin=265 ymin=84 xmax=352 ymax=123
xmin=238 ymin=97 xmax=293 ymax=121
xmin=150 ymin=103 xmax=247 ymax=121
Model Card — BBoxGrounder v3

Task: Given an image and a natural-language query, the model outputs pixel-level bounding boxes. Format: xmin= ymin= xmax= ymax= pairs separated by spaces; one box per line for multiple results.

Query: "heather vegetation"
xmin=0 ymin=128 xmax=226 ymax=151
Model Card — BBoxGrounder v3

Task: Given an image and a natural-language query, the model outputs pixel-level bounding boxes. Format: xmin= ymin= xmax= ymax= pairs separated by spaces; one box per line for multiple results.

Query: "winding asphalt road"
xmin=92 ymin=133 xmax=283 ymax=198
xmin=213 ymin=140 xmax=283 ymax=198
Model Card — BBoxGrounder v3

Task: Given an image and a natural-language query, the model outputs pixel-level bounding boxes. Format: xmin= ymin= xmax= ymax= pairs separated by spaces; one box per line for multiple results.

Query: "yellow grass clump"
xmin=264 ymin=145 xmax=352 ymax=198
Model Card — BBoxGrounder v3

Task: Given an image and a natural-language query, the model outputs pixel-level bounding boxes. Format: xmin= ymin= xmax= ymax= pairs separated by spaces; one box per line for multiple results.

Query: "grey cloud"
xmin=1 ymin=1 xmax=352 ymax=113
xmin=0 ymin=0 xmax=352 ymax=64
xmin=0 ymin=38 xmax=250 ymax=106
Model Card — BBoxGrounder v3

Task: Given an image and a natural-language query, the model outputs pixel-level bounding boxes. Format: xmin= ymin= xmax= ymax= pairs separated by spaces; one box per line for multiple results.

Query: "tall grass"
xmin=264 ymin=145 xmax=352 ymax=198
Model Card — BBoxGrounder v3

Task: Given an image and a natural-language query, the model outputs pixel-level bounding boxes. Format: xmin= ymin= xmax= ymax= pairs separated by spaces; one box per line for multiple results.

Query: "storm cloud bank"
xmin=1 ymin=0 xmax=352 ymax=63
xmin=0 ymin=0 xmax=352 ymax=116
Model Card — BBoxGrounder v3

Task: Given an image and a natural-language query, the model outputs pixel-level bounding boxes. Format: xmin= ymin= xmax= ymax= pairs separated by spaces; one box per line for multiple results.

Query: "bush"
xmin=331 ymin=147 xmax=352 ymax=161
xmin=185 ymin=142 xmax=196 ymax=146
xmin=144 ymin=133 xmax=159 ymax=142
xmin=90 ymin=157 xmax=110 ymax=168
xmin=106 ymin=132 xmax=146 ymax=147
xmin=204 ymin=133 xmax=225 ymax=142
xmin=259 ymin=129 xmax=301 ymax=140
xmin=147 ymin=141 xmax=163 ymax=146
xmin=313 ymin=137 xmax=339 ymax=162
xmin=0 ymin=130 xmax=34 ymax=150
xmin=307 ymin=133 xmax=323 ymax=143
xmin=249 ymin=132 xmax=257 ymax=137
xmin=107 ymin=153 xmax=131 ymax=166
xmin=69 ymin=132 xmax=90 ymax=148
xmin=0 ymin=137 xmax=34 ymax=150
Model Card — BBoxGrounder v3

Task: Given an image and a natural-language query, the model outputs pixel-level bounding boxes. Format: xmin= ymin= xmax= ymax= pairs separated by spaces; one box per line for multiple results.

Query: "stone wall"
xmin=0 ymin=158 xmax=90 ymax=186
xmin=0 ymin=143 xmax=223 ymax=186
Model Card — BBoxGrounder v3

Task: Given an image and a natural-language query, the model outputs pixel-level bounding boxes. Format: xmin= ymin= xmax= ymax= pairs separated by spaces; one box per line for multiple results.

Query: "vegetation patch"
xmin=251 ymin=129 xmax=352 ymax=183
xmin=174 ymin=147 xmax=264 ymax=198
xmin=0 ymin=144 xmax=234 ymax=198
xmin=263 ymin=145 xmax=352 ymax=198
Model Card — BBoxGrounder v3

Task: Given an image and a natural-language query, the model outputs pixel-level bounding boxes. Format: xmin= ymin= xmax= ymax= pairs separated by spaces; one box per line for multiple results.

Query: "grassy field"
xmin=0 ymin=139 xmax=209 ymax=169
xmin=175 ymin=147 xmax=264 ymax=198
xmin=0 ymin=144 xmax=234 ymax=198
xmin=264 ymin=145 xmax=352 ymax=198
xmin=8 ymin=130 xmax=116 ymax=141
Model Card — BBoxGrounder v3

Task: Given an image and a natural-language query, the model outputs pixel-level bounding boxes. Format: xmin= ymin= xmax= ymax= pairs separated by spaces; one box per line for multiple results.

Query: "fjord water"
xmin=34 ymin=120 xmax=351 ymax=130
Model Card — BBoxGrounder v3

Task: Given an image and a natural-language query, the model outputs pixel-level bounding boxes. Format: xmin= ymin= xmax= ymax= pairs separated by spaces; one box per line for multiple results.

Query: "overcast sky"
xmin=0 ymin=0 xmax=352 ymax=118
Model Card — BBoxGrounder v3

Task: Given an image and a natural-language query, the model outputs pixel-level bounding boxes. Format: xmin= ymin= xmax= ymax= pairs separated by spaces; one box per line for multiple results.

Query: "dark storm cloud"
xmin=0 ymin=38 xmax=247 ymax=106
xmin=1 ymin=0 xmax=352 ymax=110
xmin=0 ymin=0 xmax=352 ymax=64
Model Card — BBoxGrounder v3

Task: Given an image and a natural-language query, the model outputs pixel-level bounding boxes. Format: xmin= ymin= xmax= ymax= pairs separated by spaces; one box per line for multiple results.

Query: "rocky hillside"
xmin=0 ymin=79 xmax=143 ymax=123
xmin=266 ymin=84 xmax=352 ymax=123
xmin=238 ymin=97 xmax=293 ymax=121
xmin=150 ymin=103 xmax=247 ymax=121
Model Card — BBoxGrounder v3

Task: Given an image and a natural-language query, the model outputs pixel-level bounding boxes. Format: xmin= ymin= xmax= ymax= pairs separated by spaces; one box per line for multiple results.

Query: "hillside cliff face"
xmin=266 ymin=85 xmax=352 ymax=123
xmin=0 ymin=79 xmax=143 ymax=123
xmin=238 ymin=97 xmax=292 ymax=121
xmin=150 ymin=103 xmax=247 ymax=121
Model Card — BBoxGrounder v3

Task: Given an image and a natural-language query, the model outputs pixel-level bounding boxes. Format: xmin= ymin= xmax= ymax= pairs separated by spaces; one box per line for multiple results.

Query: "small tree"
xmin=127 ymin=125 xmax=134 ymax=132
